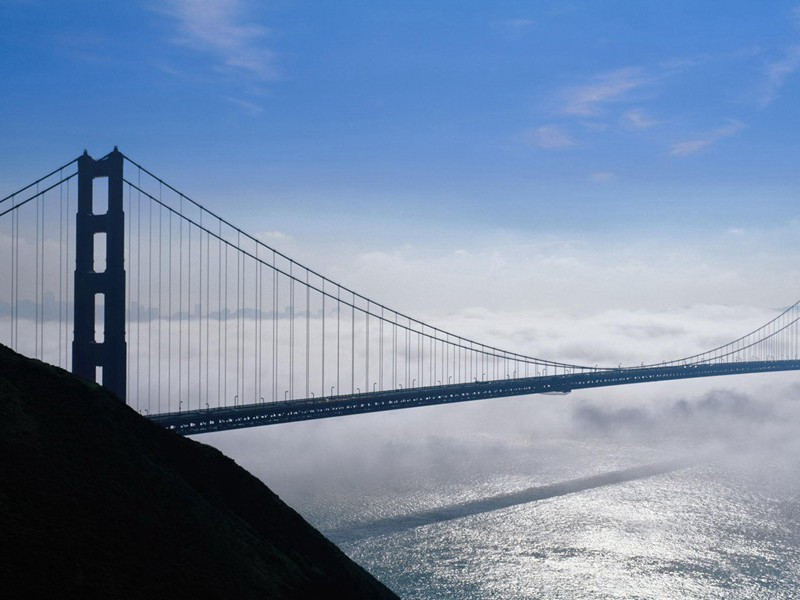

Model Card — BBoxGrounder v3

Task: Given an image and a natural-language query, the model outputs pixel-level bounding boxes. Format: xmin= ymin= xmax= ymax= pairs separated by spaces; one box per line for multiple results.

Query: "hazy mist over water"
xmin=204 ymin=373 xmax=800 ymax=598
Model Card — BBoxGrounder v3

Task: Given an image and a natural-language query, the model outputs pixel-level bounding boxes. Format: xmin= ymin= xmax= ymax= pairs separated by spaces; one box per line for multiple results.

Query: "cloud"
xmin=494 ymin=18 xmax=536 ymax=31
xmin=590 ymin=171 xmax=615 ymax=183
xmin=55 ymin=33 xmax=117 ymax=65
xmin=760 ymin=46 xmax=800 ymax=107
xmin=523 ymin=125 xmax=575 ymax=149
xmin=159 ymin=0 xmax=276 ymax=80
xmin=669 ymin=139 xmax=712 ymax=156
xmin=224 ymin=95 xmax=263 ymax=115
xmin=305 ymin=224 xmax=799 ymax=334
xmin=622 ymin=109 xmax=659 ymax=129
xmin=669 ymin=120 xmax=744 ymax=156
xmin=570 ymin=387 xmax=800 ymax=460
xmin=257 ymin=230 xmax=292 ymax=243
xmin=562 ymin=68 xmax=649 ymax=116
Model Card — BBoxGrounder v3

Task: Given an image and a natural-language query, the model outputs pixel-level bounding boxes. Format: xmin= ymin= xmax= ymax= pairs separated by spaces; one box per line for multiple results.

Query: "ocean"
xmin=204 ymin=382 xmax=800 ymax=599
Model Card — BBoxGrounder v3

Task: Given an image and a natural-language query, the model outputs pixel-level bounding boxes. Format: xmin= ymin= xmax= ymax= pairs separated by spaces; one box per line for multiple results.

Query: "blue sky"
xmin=2 ymin=1 xmax=799 ymax=298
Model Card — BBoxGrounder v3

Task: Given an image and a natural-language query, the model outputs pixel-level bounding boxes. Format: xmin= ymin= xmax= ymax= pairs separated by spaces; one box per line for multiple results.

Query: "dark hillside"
xmin=0 ymin=344 xmax=398 ymax=599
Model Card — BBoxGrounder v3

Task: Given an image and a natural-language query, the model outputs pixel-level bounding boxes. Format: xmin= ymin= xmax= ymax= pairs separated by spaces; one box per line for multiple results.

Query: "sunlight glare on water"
xmin=324 ymin=462 xmax=800 ymax=599
xmin=208 ymin=388 xmax=800 ymax=599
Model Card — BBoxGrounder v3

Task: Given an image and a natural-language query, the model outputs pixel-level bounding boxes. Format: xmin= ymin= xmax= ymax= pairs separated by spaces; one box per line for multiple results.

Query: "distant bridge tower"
xmin=72 ymin=148 xmax=126 ymax=401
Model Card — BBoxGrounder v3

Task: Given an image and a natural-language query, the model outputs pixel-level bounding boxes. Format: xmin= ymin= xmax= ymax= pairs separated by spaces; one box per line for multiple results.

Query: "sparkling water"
xmin=205 ymin=384 xmax=800 ymax=599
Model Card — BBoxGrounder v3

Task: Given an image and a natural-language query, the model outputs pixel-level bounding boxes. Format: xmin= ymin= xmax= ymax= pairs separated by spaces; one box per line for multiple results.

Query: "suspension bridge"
xmin=1 ymin=148 xmax=798 ymax=435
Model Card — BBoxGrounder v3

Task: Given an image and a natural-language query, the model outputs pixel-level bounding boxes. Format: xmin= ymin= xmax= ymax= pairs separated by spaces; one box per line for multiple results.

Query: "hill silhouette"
xmin=0 ymin=344 xmax=397 ymax=599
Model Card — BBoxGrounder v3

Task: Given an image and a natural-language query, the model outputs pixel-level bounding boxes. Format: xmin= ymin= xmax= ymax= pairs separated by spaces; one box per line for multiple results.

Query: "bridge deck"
xmin=149 ymin=360 xmax=800 ymax=435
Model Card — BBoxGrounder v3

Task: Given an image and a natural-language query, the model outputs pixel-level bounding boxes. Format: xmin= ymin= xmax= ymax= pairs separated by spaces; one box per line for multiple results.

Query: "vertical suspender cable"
xmin=406 ymin=321 xmax=410 ymax=387
xmin=178 ymin=194 xmax=183 ymax=410
xmin=127 ymin=183 xmax=132 ymax=401
xmin=35 ymin=188 xmax=40 ymax=358
xmin=445 ymin=335 xmax=449 ymax=384
xmin=216 ymin=225 xmax=220 ymax=407
xmin=236 ymin=232 xmax=240 ymax=403
xmin=238 ymin=236 xmax=243 ymax=404
xmin=9 ymin=192 xmax=15 ymax=350
xmin=11 ymin=193 xmax=16 ymax=350
xmin=253 ymin=245 xmax=258 ymax=402
xmin=351 ymin=292 xmax=355 ymax=394
xmin=42 ymin=184 xmax=45 ymax=360
xmin=290 ymin=261 xmax=294 ymax=400
xmin=337 ymin=285 xmax=340 ymax=395
xmin=224 ymin=239 xmax=228 ymax=406
xmin=58 ymin=176 xmax=63 ymax=367
xmin=241 ymin=238 xmax=246 ymax=402
xmin=242 ymin=243 xmax=246 ymax=402
xmin=188 ymin=210 xmax=192 ymax=407
xmin=322 ymin=280 xmax=325 ymax=397
xmin=168 ymin=211 xmax=172 ymax=411
xmin=137 ymin=183 xmax=142 ymax=407
xmin=158 ymin=193 xmax=163 ymax=413
xmin=433 ymin=331 xmax=437 ymax=385
xmin=15 ymin=193 xmax=19 ymax=350
xmin=148 ymin=178 xmax=153 ymax=413
xmin=242 ymin=246 xmax=246 ymax=402
xmin=65 ymin=180 xmax=71 ymax=366
xmin=271 ymin=252 xmax=275 ymax=401
xmin=198 ymin=213 xmax=203 ymax=407
xmin=39 ymin=186 xmax=44 ymax=359
xmin=392 ymin=312 xmax=396 ymax=389
xmin=257 ymin=248 xmax=261 ymax=403
xmin=272 ymin=255 xmax=278 ymax=401
xmin=306 ymin=270 xmax=310 ymax=399
xmin=206 ymin=226 xmax=211 ymax=408
xmin=418 ymin=329 xmax=422 ymax=387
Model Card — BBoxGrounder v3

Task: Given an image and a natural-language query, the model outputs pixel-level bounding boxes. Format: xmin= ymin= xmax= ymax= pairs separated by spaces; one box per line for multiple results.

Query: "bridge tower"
xmin=72 ymin=148 xmax=126 ymax=401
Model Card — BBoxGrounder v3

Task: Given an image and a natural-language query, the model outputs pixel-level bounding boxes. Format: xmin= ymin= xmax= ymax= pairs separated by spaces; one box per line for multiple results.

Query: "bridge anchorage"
xmin=1 ymin=148 xmax=799 ymax=434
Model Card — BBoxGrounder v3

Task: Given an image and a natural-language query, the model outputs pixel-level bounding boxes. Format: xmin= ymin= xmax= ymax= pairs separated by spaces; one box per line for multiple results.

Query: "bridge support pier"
xmin=72 ymin=148 xmax=126 ymax=401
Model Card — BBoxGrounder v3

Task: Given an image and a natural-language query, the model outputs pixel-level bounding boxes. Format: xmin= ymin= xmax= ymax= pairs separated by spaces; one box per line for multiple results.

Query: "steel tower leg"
xmin=72 ymin=148 xmax=126 ymax=402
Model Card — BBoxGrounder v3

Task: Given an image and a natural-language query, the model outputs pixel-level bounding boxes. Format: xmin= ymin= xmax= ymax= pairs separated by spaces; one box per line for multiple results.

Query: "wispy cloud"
xmin=224 ymin=95 xmax=263 ymax=115
xmin=258 ymin=230 xmax=292 ymax=244
xmin=670 ymin=121 xmax=744 ymax=157
xmin=760 ymin=46 xmax=800 ymax=107
xmin=523 ymin=125 xmax=575 ymax=149
xmin=562 ymin=68 xmax=649 ymax=116
xmin=159 ymin=0 xmax=276 ymax=81
xmin=622 ymin=109 xmax=659 ymax=130
xmin=55 ymin=32 xmax=117 ymax=65
xmin=495 ymin=18 xmax=535 ymax=31
xmin=590 ymin=171 xmax=615 ymax=183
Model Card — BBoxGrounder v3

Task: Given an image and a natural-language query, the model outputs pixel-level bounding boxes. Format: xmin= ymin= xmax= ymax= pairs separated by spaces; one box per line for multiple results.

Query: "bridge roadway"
xmin=150 ymin=360 xmax=800 ymax=435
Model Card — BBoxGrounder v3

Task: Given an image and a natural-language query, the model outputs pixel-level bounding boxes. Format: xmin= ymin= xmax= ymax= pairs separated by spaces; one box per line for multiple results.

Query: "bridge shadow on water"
xmin=325 ymin=459 xmax=692 ymax=544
